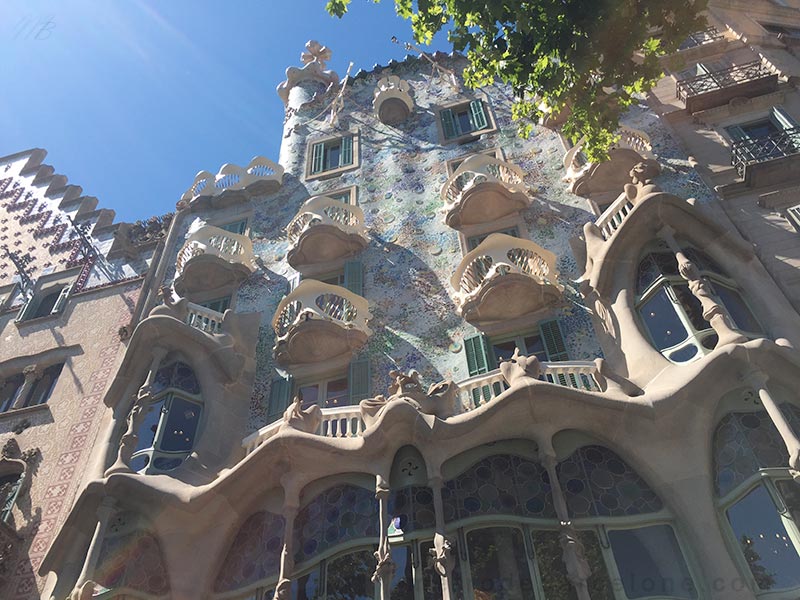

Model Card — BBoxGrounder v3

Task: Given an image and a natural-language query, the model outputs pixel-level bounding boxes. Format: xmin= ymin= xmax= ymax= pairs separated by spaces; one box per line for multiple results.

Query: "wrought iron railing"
xmin=678 ymin=27 xmax=724 ymax=50
xmin=731 ymin=126 xmax=800 ymax=176
xmin=676 ymin=61 xmax=773 ymax=103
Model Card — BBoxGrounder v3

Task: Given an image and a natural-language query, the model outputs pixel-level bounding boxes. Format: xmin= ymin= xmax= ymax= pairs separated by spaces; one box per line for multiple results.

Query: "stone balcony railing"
xmin=175 ymin=225 xmax=256 ymax=296
xmin=451 ymin=233 xmax=563 ymax=326
xmin=441 ymin=155 xmax=530 ymax=229
xmin=243 ymin=405 xmax=365 ymax=455
xmin=458 ymin=362 xmax=602 ymax=411
xmin=272 ymin=280 xmax=372 ymax=369
xmin=676 ymin=61 xmax=777 ymax=113
xmin=180 ymin=156 xmax=284 ymax=205
xmin=185 ymin=302 xmax=225 ymax=334
xmin=731 ymin=126 xmax=800 ymax=187
xmin=285 ymin=196 xmax=369 ymax=272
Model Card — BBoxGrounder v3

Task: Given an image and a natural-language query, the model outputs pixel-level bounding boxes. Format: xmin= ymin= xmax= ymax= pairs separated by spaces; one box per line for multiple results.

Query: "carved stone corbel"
xmin=279 ymin=394 xmax=322 ymax=434
xmin=499 ymin=347 xmax=541 ymax=388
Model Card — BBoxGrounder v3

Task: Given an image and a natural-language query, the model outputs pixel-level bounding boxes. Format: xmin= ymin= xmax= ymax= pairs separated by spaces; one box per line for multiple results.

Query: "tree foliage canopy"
xmin=326 ymin=0 xmax=707 ymax=160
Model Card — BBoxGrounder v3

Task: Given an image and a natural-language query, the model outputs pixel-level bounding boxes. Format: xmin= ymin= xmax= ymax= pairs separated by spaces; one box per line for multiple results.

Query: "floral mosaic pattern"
xmin=388 ymin=485 xmax=436 ymax=533
xmin=293 ymin=484 xmax=379 ymax=565
xmin=213 ymin=511 xmax=285 ymax=592
xmin=443 ymin=454 xmax=555 ymax=522
xmin=151 ymin=361 xmax=200 ymax=395
xmin=713 ymin=406 xmax=800 ymax=497
xmin=557 ymin=445 xmax=663 ymax=517
xmin=94 ymin=530 xmax=170 ymax=595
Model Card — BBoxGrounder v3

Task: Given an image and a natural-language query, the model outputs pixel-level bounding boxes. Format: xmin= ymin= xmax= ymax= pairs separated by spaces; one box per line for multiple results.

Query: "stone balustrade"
xmin=176 ymin=225 xmax=256 ymax=276
xmin=180 ymin=156 xmax=284 ymax=204
xmin=441 ymin=155 xmax=530 ymax=228
xmin=185 ymin=302 xmax=224 ymax=334
xmin=594 ymin=192 xmax=637 ymax=240
xmin=242 ymin=405 xmax=366 ymax=454
xmin=458 ymin=362 xmax=602 ymax=411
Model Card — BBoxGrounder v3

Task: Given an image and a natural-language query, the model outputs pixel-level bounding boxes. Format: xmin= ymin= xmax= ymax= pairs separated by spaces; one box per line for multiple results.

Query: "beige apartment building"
xmin=2 ymin=2 xmax=800 ymax=599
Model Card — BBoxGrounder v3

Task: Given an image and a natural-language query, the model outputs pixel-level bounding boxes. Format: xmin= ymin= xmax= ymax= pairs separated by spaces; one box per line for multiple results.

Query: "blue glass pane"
xmin=159 ymin=396 xmax=201 ymax=453
xmin=557 ymin=446 xmax=662 ymax=517
xmin=467 ymin=527 xmax=534 ymax=599
xmin=639 ymin=287 xmax=689 ymax=351
xmin=668 ymin=345 xmax=698 ymax=363
xmin=713 ymin=285 xmax=761 ymax=333
xmin=134 ymin=398 xmax=165 ymax=453
xmin=213 ymin=511 xmax=285 ymax=592
xmin=608 ymin=525 xmax=697 ymax=598
xmin=388 ymin=486 xmax=435 ymax=534
xmin=389 ymin=545 xmax=415 ymax=600
xmin=326 ymin=550 xmax=376 ymax=600
xmin=151 ymin=362 xmax=200 ymax=395
xmin=151 ymin=456 xmax=183 ymax=471
xmin=727 ymin=484 xmax=800 ymax=590
xmin=291 ymin=568 xmax=320 ymax=600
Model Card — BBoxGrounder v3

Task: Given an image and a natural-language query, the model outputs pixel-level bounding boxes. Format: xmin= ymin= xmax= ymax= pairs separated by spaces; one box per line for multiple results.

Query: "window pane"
xmin=326 ymin=549 xmax=376 ymax=600
xmin=727 ymin=484 xmax=800 ymax=590
xmin=135 ymin=397 xmax=166 ymax=453
xmin=467 ymin=527 xmax=534 ymax=600
xmin=608 ymin=525 xmax=697 ymax=599
xmin=713 ymin=285 xmax=761 ymax=333
xmin=638 ymin=287 xmax=689 ymax=350
xmin=325 ymin=378 xmax=349 ymax=408
xmin=419 ymin=540 xmax=443 ymax=599
xmin=456 ymin=110 xmax=472 ymax=135
xmin=299 ymin=384 xmax=320 ymax=408
xmin=389 ymin=545 xmax=415 ymax=600
xmin=532 ymin=530 xmax=614 ymax=600
xmin=673 ymin=284 xmax=708 ymax=333
xmin=523 ymin=335 xmax=548 ymax=362
xmin=327 ymin=144 xmax=341 ymax=170
xmin=159 ymin=396 xmax=201 ymax=452
xmin=291 ymin=568 xmax=320 ymax=600
xmin=776 ymin=479 xmax=800 ymax=523
xmin=492 ymin=340 xmax=518 ymax=367
xmin=0 ymin=374 xmax=24 ymax=412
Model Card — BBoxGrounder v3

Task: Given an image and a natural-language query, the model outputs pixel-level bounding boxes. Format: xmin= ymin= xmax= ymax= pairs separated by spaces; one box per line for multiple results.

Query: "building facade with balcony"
xmin=2 ymin=3 xmax=800 ymax=599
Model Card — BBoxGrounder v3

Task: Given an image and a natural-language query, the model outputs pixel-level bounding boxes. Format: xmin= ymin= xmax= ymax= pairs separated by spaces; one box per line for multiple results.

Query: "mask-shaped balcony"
xmin=285 ymin=196 xmax=369 ymax=273
xmin=174 ymin=225 xmax=257 ymax=296
xmin=451 ymin=234 xmax=563 ymax=326
xmin=373 ymin=75 xmax=414 ymax=125
xmin=441 ymin=155 xmax=531 ymax=229
xmin=180 ymin=156 xmax=284 ymax=207
xmin=272 ymin=280 xmax=372 ymax=369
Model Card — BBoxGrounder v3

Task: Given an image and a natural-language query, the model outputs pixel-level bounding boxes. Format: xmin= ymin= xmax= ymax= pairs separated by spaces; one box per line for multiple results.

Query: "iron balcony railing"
xmin=678 ymin=27 xmax=724 ymax=50
xmin=731 ymin=126 xmax=800 ymax=176
xmin=676 ymin=61 xmax=773 ymax=103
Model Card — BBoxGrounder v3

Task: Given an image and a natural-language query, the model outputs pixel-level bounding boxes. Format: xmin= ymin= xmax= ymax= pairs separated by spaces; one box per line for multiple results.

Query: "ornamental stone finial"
xmin=277 ymin=40 xmax=340 ymax=106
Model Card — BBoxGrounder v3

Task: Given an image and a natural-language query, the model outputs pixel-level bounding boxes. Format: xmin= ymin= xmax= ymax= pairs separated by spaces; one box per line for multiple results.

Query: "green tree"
xmin=326 ymin=0 xmax=707 ymax=160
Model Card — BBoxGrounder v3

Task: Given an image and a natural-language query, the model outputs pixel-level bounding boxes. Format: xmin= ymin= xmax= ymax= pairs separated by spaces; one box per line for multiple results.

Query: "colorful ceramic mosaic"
xmin=388 ymin=485 xmax=436 ymax=533
xmin=713 ymin=406 xmax=800 ymax=496
xmin=292 ymin=484 xmax=379 ymax=565
xmin=557 ymin=445 xmax=663 ymax=517
xmin=214 ymin=511 xmax=285 ymax=592
xmin=443 ymin=454 xmax=556 ymax=522
xmin=94 ymin=529 xmax=170 ymax=595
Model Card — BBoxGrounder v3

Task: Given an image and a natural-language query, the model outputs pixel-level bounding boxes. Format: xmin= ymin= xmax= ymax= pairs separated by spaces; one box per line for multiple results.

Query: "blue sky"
xmin=1 ymin=0 xmax=451 ymax=222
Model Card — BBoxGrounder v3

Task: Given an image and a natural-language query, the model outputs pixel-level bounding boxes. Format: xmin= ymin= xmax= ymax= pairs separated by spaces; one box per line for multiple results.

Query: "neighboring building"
xmin=2 ymin=2 xmax=800 ymax=599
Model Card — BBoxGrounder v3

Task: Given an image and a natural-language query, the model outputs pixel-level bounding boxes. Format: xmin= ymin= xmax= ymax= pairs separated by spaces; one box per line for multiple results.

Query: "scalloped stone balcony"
xmin=441 ymin=155 xmax=531 ymax=229
xmin=180 ymin=156 xmax=284 ymax=207
xmin=272 ymin=280 xmax=372 ymax=370
xmin=174 ymin=225 xmax=256 ymax=296
xmin=451 ymin=233 xmax=563 ymax=326
xmin=285 ymin=195 xmax=369 ymax=273
xmin=373 ymin=75 xmax=414 ymax=125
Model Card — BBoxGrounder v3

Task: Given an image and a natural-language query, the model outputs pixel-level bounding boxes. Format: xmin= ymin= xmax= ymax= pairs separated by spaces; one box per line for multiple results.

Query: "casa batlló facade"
xmin=3 ymin=2 xmax=800 ymax=599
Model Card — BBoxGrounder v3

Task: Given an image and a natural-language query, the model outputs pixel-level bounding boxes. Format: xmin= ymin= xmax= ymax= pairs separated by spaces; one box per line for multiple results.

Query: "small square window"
xmin=438 ymin=100 xmax=496 ymax=143
xmin=306 ymin=134 xmax=359 ymax=180
xmin=324 ymin=186 xmax=357 ymax=205
xmin=16 ymin=282 xmax=73 ymax=323
xmin=467 ymin=227 xmax=519 ymax=251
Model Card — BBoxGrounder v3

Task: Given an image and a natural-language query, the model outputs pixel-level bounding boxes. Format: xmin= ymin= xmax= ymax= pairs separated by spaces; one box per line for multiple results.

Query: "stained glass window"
xmin=326 ymin=549 xmax=376 ymax=600
xmin=214 ymin=511 xmax=285 ymax=592
xmin=467 ymin=527 xmax=534 ymax=600
xmin=151 ymin=361 xmax=201 ymax=395
xmin=557 ymin=445 xmax=663 ymax=517
xmin=388 ymin=486 xmax=436 ymax=534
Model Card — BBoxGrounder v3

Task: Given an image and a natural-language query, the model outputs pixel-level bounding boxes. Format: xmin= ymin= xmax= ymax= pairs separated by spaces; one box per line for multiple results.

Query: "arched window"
xmin=635 ymin=244 xmax=761 ymax=363
xmin=129 ymin=361 xmax=203 ymax=474
xmin=713 ymin=405 xmax=800 ymax=593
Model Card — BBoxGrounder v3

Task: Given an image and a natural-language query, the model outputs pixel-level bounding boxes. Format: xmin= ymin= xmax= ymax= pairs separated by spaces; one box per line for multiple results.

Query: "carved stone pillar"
xmin=541 ymin=449 xmax=592 ymax=600
xmin=428 ymin=475 xmax=455 ymax=600
xmin=11 ymin=365 xmax=42 ymax=409
xmin=659 ymin=227 xmax=745 ymax=349
xmin=746 ymin=370 xmax=800 ymax=480
xmin=373 ymin=475 xmax=395 ymax=600
xmin=105 ymin=347 xmax=168 ymax=476
xmin=74 ymin=497 xmax=117 ymax=593
xmin=274 ymin=486 xmax=300 ymax=600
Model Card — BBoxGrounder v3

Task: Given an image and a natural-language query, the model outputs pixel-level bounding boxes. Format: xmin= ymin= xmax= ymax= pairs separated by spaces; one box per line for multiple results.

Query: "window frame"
xmin=436 ymin=99 xmax=497 ymax=145
xmin=216 ymin=218 xmax=250 ymax=236
xmin=15 ymin=280 xmax=74 ymax=325
xmin=294 ymin=372 xmax=350 ymax=410
xmin=305 ymin=132 xmax=360 ymax=180
xmin=321 ymin=184 xmax=358 ymax=206
xmin=445 ymin=147 xmax=504 ymax=177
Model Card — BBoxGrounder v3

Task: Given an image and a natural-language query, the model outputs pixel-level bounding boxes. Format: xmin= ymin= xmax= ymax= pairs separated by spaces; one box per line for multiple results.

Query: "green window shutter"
xmin=310 ymin=142 xmax=325 ymax=175
xmin=340 ymin=135 xmax=353 ymax=167
xmin=469 ymin=100 xmax=488 ymax=132
xmin=348 ymin=357 xmax=371 ymax=404
xmin=52 ymin=283 xmax=73 ymax=315
xmin=539 ymin=319 xmax=570 ymax=362
xmin=440 ymin=108 xmax=457 ymax=140
xmin=771 ymin=106 xmax=799 ymax=130
xmin=267 ymin=375 xmax=293 ymax=422
xmin=464 ymin=333 xmax=492 ymax=376
xmin=343 ymin=260 xmax=363 ymax=296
